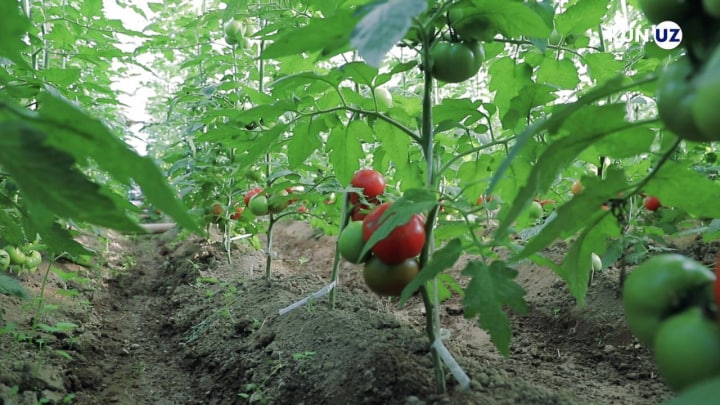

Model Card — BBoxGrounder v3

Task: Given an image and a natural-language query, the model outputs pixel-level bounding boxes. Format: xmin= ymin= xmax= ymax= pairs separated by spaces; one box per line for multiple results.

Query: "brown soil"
xmin=0 ymin=220 xmax=685 ymax=405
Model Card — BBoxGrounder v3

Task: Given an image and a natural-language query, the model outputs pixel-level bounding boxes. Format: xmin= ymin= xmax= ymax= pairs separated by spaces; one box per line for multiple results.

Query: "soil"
xmin=2 ymin=219 xmax=699 ymax=405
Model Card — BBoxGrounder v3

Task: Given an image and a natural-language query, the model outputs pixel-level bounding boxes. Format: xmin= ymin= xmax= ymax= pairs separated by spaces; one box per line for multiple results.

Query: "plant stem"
xmin=418 ymin=23 xmax=446 ymax=394
xmin=265 ymin=215 xmax=275 ymax=280
xmin=328 ymin=193 xmax=350 ymax=309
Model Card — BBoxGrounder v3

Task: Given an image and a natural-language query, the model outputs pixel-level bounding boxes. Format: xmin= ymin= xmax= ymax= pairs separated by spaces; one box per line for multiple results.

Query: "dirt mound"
xmin=0 ymin=221 xmax=675 ymax=404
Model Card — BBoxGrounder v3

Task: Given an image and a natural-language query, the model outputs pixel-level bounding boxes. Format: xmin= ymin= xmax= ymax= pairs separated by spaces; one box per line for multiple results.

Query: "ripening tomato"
xmin=351 ymin=204 xmax=371 ymax=221
xmin=571 ymin=180 xmax=584 ymax=195
xmin=244 ymin=187 xmax=264 ymax=206
xmin=644 ymin=196 xmax=661 ymax=211
xmin=210 ymin=203 xmax=223 ymax=216
xmin=230 ymin=206 xmax=243 ymax=220
xmin=362 ymin=202 xmax=426 ymax=265
xmin=350 ymin=169 xmax=386 ymax=204
xmin=362 ymin=256 xmax=419 ymax=296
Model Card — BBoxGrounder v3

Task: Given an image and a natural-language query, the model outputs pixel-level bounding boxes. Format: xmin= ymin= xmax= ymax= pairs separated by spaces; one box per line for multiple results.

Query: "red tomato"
xmin=230 ymin=206 xmax=243 ymax=220
xmin=476 ymin=195 xmax=494 ymax=206
xmin=362 ymin=202 xmax=426 ymax=265
xmin=297 ymin=205 xmax=308 ymax=213
xmin=351 ymin=169 xmax=386 ymax=200
xmin=644 ymin=196 xmax=661 ymax=211
xmin=244 ymin=187 xmax=264 ymax=207
xmin=210 ymin=203 xmax=223 ymax=216
xmin=351 ymin=204 xmax=370 ymax=221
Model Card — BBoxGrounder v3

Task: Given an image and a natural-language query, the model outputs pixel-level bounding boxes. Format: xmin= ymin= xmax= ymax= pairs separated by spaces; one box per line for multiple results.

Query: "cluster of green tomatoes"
xmin=423 ymin=0 xmax=494 ymax=83
xmin=223 ymin=17 xmax=255 ymax=49
xmin=337 ymin=169 xmax=425 ymax=297
xmin=0 ymin=244 xmax=42 ymax=273
xmin=644 ymin=0 xmax=720 ymax=142
xmin=623 ymin=254 xmax=720 ymax=392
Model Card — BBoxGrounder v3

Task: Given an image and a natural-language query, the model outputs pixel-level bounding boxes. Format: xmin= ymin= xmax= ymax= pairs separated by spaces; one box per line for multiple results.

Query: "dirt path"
xmin=1 ymin=222 xmax=679 ymax=404
xmin=68 ymin=236 xmax=206 ymax=404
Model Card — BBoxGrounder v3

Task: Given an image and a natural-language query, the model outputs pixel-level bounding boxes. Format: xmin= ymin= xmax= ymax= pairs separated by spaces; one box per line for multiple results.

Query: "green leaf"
xmin=350 ymin=0 xmax=428 ymax=67
xmin=0 ymin=1 xmax=30 ymax=65
xmin=555 ymin=0 xmax=609 ymax=36
xmin=375 ymin=120 xmax=414 ymax=181
xmin=518 ymin=168 xmax=626 ymax=260
xmin=497 ymin=104 xmax=630 ymax=235
xmin=33 ymin=93 xmax=200 ymax=234
xmin=584 ymin=53 xmax=627 ymax=84
xmin=288 ymin=119 xmax=323 ymax=169
xmin=646 ymin=160 xmax=720 ymax=219
xmin=502 ymin=83 xmax=557 ymax=130
xmin=488 ymin=58 xmax=533 ymax=114
xmin=326 ymin=124 xmax=363 ymax=186
xmin=399 ymin=238 xmax=463 ymax=305
xmin=263 ymin=11 xmax=359 ymax=60
xmin=536 ymin=58 xmax=580 ymax=90
xmin=559 ymin=215 xmax=619 ymax=305
xmin=463 ymin=260 xmax=528 ymax=357
xmin=0 ymin=120 xmax=141 ymax=232
xmin=0 ymin=273 xmax=28 ymax=300
xmin=468 ymin=0 xmax=552 ymax=38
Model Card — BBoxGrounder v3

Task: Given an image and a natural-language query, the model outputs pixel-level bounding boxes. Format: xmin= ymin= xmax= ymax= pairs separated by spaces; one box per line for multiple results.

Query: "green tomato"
xmin=591 ymin=253 xmax=602 ymax=272
xmin=24 ymin=250 xmax=41 ymax=270
xmin=447 ymin=2 xmax=496 ymax=42
xmin=268 ymin=190 xmax=290 ymax=214
xmin=223 ymin=19 xmax=243 ymax=38
xmin=637 ymin=0 xmax=691 ymax=24
xmin=653 ymin=307 xmax=720 ymax=392
xmin=430 ymin=41 xmax=485 ymax=83
xmin=374 ymin=87 xmax=393 ymax=111
xmin=623 ymin=254 xmax=715 ymax=347
xmin=0 ymin=249 xmax=9 ymax=271
xmin=249 ymin=195 xmax=269 ymax=216
xmin=528 ymin=201 xmax=543 ymax=219
xmin=692 ymin=47 xmax=720 ymax=140
xmin=362 ymin=256 xmax=419 ymax=297
xmin=5 ymin=246 xmax=26 ymax=266
xmin=338 ymin=221 xmax=366 ymax=264
xmin=656 ymin=58 xmax=712 ymax=142
xmin=548 ymin=28 xmax=562 ymax=46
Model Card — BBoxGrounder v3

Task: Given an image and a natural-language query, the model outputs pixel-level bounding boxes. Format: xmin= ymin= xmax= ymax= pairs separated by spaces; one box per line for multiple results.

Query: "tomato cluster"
xmin=242 ymin=186 xmax=297 ymax=217
xmin=643 ymin=3 xmax=720 ymax=142
xmin=623 ymin=254 xmax=720 ymax=392
xmin=222 ymin=17 xmax=254 ymax=49
xmin=337 ymin=169 xmax=424 ymax=296
xmin=0 ymin=244 xmax=42 ymax=273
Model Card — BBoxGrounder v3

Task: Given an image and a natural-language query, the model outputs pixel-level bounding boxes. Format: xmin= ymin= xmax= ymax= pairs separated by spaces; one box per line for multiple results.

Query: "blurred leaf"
xmin=351 ymin=0 xmax=427 ymax=67
xmin=0 ymin=273 xmax=28 ymax=300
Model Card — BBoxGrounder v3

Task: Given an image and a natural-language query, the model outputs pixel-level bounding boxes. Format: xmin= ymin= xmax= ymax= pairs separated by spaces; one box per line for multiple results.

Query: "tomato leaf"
xmin=555 ymin=0 xmax=609 ymax=36
xmin=495 ymin=103 xmax=633 ymax=239
xmin=350 ymin=0 xmax=428 ymax=67
xmin=326 ymin=123 xmax=364 ymax=186
xmin=467 ymin=0 xmax=552 ymax=38
xmin=518 ymin=170 xmax=626 ymax=260
xmin=32 ymin=93 xmax=201 ymax=234
xmin=646 ymin=160 xmax=720 ymax=219
xmin=262 ymin=11 xmax=358 ymax=60
xmin=463 ymin=260 xmax=528 ymax=357
xmin=0 ymin=273 xmax=28 ymax=300
xmin=560 ymin=215 xmax=619 ymax=305
xmin=399 ymin=238 xmax=463 ymax=305
xmin=0 ymin=1 xmax=30 ymax=66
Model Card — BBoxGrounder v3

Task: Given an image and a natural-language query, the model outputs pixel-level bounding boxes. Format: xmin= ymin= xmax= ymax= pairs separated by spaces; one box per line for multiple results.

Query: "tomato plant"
xmin=0 ymin=249 xmax=9 ymax=271
xmin=362 ymin=202 xmax=426 ymax=265
xmin=362 ymin=256 xmax=419 ymax=297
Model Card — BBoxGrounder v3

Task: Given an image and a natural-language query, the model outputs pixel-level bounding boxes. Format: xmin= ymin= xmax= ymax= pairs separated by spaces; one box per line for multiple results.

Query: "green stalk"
xmin=328 ymin=193 xmax=351 ymax=309
xmin=265 ymin=214 xmax=275 ymax=280
xmin=418 ymin=25 xmax=446 ymax=394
